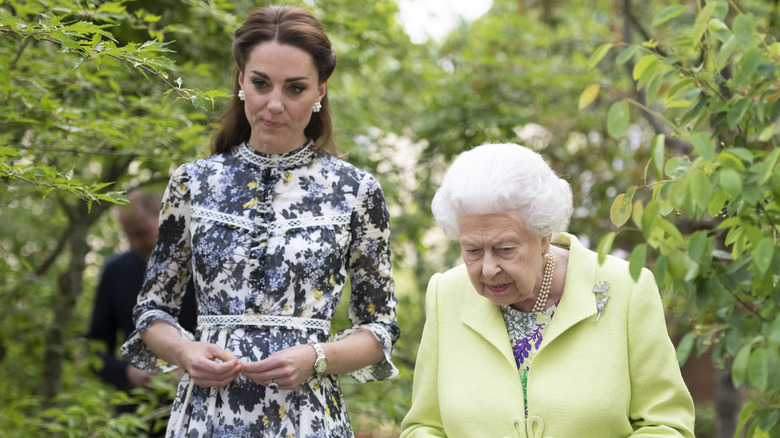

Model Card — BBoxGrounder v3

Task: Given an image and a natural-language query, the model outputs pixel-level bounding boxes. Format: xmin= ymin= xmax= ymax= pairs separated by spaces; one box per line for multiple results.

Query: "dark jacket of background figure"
xmin=88 ymin=250 xmax=197 ymax=391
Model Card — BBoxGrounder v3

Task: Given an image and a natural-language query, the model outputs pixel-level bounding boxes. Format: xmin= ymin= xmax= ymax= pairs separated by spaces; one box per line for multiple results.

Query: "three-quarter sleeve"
xmin=121 ymin=164 xmax=196 ymax=372
xmin=333 ymin=173 xmax=400 ymax=382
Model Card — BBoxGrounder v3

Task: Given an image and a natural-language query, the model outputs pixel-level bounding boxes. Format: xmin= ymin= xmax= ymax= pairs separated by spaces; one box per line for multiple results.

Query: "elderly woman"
xmin=401 ymin=143 xmax=694 ymax=437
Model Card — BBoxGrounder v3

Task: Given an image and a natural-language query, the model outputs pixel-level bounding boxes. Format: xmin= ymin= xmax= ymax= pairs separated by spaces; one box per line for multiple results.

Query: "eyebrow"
xmin=250 ymin=70 xmax=311 ymax=82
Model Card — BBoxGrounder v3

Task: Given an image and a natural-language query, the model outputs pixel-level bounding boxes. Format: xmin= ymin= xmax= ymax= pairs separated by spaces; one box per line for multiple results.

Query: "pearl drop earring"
xmin=312 ymin=101 xmax=322 ymax=113
xmin=238 ymin=89 xmax=245 ymax=101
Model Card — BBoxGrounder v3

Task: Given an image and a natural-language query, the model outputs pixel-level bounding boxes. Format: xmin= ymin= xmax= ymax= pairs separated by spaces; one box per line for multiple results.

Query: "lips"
xmin=484 ymin=283 xmax=511 ymax=293
xmin=263 ymin=119 xmax=285 ymax=128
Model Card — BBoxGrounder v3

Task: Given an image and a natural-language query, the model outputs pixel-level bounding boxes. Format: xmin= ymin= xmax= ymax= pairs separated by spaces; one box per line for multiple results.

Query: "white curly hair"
xmin=431 ymin=143 xmax=573 ymax=240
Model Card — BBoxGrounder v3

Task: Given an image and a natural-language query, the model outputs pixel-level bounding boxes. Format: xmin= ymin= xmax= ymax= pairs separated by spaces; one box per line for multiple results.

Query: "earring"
xmin=238 ymin=89 xmax=245 ymax=101
xmin=312 ymin=101 xmax=322 ymax=113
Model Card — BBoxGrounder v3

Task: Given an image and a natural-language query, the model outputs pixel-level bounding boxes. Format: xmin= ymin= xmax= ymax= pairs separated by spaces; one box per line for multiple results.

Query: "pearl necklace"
xmin=532 ymin=250 xmax=556 ymax=313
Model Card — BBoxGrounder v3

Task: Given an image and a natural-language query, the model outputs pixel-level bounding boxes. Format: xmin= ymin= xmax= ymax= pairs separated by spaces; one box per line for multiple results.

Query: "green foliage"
xmin=586 ymin=1 xmax=780 ymax=433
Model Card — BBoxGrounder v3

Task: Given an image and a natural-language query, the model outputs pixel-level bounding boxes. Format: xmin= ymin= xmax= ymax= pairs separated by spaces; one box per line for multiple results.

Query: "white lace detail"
xmin=198 ymin=314 xmax=331 ymax=331
xmin=261 ymin=214 xmax=351 ymax=233
xmin=192 ymin=206 xmax=254 ymax=232
xmin=193 ymin=205 xmax=350 ymax=233
xmin=234 ymin=141 xmax=314 ymax=168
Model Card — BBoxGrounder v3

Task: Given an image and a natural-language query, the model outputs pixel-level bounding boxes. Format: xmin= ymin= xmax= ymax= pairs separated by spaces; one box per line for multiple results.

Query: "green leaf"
xmin=689 ymin=231 xmax=708 ymax=261
xmin=717 ymin=36 xmax=738 ymax=68
xmin=587 ymin=43 xmax=613 ymax=70
xmin=651 ymin=134 xmax=665 ymax=180
xmin=610 ymin=188 xmax=635 ymax=227
xmin=633 ymin=54 xmax=657 ymax=81
xmin=767 ymin=349 xmax=780 ymax=389
xmin=748 ymin=348 xmax=768 ymax=391
xmin=691 ymin=131 xmax=715 ymax=162
xmin=707 ymin=190 xmax=728 ymax=218
xmin=652 ymin=5 xmax=689 ymax=26
xmin=753 ymin=238 xmax=775 ymax=275
xmin=629 ymin=244 xmax=647 ymax=281
xmin=691 ymin=2 xmax=717 ymax=46
xmin=757 ymin=410 xmax=780 ymax=432
xmin=616 ymin=45 xmax=639 ymax=64
xmin=578 ymin=84 xmax=601 ymax=110
xmin=727 ymin=98 xmax=750 ymax=130
xmin=676 ymin=331 xmax=695 ymax=366
xmin=738 ymin=48 xmax=763 ymax=78
xmin=733 ymin=13 xmax=755 ymax=48
xmin=733 ymin=344 xmax=752 ymax=387
xmin=665 ymin=156 xmax=692 ymax=178
xmin=597 ymin=232 xmax=616 ymax=265
xmin=607 ymin=101 xmax=630 ymax=138
xmin=719 ymin=168 xmax=743 ymax=198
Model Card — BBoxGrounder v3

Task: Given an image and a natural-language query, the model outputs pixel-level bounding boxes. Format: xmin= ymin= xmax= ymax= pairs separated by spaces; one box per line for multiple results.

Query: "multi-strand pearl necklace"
xmin=532 ymin=250 xmax=556 ymax=313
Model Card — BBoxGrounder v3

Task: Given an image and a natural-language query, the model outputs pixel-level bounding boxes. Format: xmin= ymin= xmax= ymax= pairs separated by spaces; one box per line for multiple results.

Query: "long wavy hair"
xmin=211 ymin=5 xmax=338 ymax=155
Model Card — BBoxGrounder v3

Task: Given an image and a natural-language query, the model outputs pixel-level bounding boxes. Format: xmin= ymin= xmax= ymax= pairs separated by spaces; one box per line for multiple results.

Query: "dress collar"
xmin=234 ymin=140 xmax=315 ymax=169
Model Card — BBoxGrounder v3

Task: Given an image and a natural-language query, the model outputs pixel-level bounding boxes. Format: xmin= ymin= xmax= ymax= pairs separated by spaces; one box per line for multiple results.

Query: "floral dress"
xmin=502 ymin=301 xmax=559 ymax=416
xmin=121 ymin=141 xmax=399 ymax=438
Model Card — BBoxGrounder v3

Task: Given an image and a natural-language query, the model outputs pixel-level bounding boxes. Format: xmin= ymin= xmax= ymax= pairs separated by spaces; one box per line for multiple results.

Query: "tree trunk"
xmin=715 ymin=364 xmax=740 ymax=438
xmin=39 ymin=214 xmax=92 ymax=401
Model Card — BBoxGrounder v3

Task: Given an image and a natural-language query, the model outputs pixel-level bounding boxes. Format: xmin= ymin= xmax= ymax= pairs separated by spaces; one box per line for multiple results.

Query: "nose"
xmin=482 ymin=251 xmax=502 ymax=278
xmin=267 ymin=91 xmax=284 ymax=113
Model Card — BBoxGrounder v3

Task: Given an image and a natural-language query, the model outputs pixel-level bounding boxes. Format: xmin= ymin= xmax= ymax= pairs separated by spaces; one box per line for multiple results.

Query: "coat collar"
xmin=541 ymin=233 xmax=600 ymax=346
xmin=459 ymin=233 xmax=601 ymax=366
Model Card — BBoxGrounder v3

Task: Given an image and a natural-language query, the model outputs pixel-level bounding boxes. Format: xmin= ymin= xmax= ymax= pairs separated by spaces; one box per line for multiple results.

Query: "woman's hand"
xmin=179 ymin=341 xmax=241 ymax=388
xmin=240 ymin=344 xmax=317 ymax=390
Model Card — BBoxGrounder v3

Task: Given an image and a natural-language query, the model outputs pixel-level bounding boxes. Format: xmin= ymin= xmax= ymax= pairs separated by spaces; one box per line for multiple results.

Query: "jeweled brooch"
xmin=593 ymin=280 xmax=611 ymax=322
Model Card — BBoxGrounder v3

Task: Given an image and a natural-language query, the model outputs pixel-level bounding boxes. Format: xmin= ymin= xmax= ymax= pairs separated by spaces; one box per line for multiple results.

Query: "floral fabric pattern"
xmin=121 ymin=142 xmax=399 ymax=438
xmin=502 ymin=301 xmax=559 ymax=415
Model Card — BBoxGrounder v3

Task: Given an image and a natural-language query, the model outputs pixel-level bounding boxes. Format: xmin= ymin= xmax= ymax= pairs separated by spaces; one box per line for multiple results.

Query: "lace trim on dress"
xmin=234 ymin=141 xmax=314 ymax=168
xmin=192 ymin=205 xmax=350 ymax=233
xmin=192 ymin=206 xmax=255 ymax=232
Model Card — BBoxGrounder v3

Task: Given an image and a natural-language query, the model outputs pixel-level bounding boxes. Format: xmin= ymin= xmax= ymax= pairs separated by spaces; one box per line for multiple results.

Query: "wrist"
xmin=310 ymin=342 xmax=328 ymax=376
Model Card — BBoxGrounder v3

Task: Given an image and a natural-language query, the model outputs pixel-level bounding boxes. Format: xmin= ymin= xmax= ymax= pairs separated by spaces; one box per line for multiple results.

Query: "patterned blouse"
xmin=121 ymin=141 xmax=399 ymax=438
xmin=502 ymin=301 xmax=559 ymax=416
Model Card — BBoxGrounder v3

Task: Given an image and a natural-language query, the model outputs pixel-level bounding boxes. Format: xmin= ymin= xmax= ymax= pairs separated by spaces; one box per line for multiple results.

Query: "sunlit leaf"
xmin=652 ymin=5 xmax=689 ymax=26
xmin=578 ymin=84 xmax=601 ymax=110
xmin=691 ymin=2 xmax=717 ymax=45
xmin=607 ymin=101 xmax=630 ymax=138
xmin=633 ymin=54 xmax=657 ymax=80
xmin=719 ymin=168 xmax=743 ymax=198
xmin=597 ymin=232 xmax=616 ymax=265
xmin=587 ymin=43 xmax=613 ymax=70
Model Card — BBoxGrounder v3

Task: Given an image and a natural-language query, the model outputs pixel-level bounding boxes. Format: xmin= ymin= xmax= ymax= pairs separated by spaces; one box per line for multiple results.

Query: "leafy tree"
xmin=584 ymin=1 xmax=780 ymax=436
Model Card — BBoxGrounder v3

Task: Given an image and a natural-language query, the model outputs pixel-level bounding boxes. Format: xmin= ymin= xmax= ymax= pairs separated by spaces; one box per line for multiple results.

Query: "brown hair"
xmin=211 ymin=5 xmax=338 ymax=156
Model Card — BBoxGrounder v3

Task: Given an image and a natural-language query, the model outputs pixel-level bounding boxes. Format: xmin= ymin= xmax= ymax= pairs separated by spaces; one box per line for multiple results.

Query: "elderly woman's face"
xmin=238 ymin=41 xmax=326 ymax=154
xmin=459 ymin=214 xmax=551 ymax=309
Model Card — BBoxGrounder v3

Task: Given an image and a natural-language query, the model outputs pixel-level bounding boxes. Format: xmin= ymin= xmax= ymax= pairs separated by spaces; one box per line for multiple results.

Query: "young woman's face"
xmin=238 ymin=41 xmax=326 ymax=154
xmin=459 ymin=213 xmax=551 ymax=310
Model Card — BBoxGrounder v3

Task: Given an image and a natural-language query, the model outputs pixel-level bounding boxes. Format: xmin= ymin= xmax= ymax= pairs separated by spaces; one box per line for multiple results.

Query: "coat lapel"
xmin=461 ymin=286 xmax=518 ymax=370
xmin=541 ymin=234 xmax=599 ymax=346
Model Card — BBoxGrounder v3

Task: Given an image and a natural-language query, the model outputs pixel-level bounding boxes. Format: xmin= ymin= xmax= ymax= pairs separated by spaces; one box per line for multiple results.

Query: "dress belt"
xmin=197 ymin=314 xmax=331 ymax=331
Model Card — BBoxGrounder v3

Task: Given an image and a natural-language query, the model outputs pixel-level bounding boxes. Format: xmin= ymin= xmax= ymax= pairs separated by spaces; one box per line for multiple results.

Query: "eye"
xmin=288 ymin=84 xmax=306 ymax=94
xmin=252 ymin=79 xmax=268 ymax=89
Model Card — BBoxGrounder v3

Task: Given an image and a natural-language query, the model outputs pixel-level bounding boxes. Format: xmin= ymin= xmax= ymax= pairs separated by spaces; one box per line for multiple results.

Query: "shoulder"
xmin=103 ymin=251 xmax=144 ymax=275
xmin=427 ymin=264 xmax=471 ymax=302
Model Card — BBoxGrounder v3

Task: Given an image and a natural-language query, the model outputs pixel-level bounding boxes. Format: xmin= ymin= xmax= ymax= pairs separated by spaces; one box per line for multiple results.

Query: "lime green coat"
xmin=401 ymin=234 xmax=694 ymax=438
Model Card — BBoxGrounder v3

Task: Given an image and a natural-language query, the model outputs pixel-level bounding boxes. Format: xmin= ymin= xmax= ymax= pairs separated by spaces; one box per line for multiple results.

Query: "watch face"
xmin=315 ymin=357 xmax=328 ymax=373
